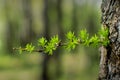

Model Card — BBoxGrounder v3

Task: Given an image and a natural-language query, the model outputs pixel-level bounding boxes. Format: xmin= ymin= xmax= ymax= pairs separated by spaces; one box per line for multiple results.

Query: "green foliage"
xmin=17 ymin=26 xmax=110 ymax=55
xmin=89 ymin=34 xmax=99 ymax=47
xmin=79 ymin=29 xmax=89 ymax=41
xmin=37 ymin=35 xmax=60 ymax=55
xmin=66 ymin=31 xmax=75 ymax=40
xmin=44 ymin=35 xmax=60 ymax=55
xmin=65 ymin=31 xmax=78 ymax=50
xmin=38 ymin=37 xmax=47 ymax=48
xmin=98 ymin=27 xmax=109 ymax=46
xmin=25 ymin=43 xmax=35 ymax=53
xmin=98 ymin=27 xmax=109 ymax=38
xmin=19 ymin=47 xmax=22 ymax=54
xmin=79 ymin=29 xmax=89 ymax=46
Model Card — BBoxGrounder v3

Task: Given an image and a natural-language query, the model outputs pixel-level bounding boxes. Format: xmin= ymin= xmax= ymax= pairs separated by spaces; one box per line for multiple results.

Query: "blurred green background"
xmin=0 ymin=0 xmax=101 ymax=80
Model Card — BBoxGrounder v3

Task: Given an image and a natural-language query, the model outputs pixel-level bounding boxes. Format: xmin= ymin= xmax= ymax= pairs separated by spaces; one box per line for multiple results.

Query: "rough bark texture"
xmin=99 ymin=0 xmax=120 ymax=79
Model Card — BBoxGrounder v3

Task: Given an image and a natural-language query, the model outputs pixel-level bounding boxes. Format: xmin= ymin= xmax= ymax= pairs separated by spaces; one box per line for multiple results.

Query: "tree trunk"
xmin=42 ymin=0 xmax=50 ymax=80
xmin=4 ymin=0 xmax=16 ymax=54
xmin=72 ymin=0 xmax=78 ymax=34
xmin=21 ymin=0 xmax=35 ymax=45
xmin=99 ymin=0 xmax=120 ymax=79
xmin=55 ymin=0 xmax=63 ymax=78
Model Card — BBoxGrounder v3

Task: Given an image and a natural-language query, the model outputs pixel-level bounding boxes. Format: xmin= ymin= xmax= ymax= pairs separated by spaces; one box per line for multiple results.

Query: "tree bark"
xmin=99 ymin=0 xmax=120 ymax=79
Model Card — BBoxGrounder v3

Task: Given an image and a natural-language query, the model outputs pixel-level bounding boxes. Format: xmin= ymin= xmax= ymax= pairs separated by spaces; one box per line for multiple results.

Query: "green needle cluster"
xmin=17 ymin=26 xmax=109 ymax=55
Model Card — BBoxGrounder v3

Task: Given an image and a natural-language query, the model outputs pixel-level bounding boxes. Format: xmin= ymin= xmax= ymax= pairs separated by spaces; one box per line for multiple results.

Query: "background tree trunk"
xmin=21 ymin=0 xmax=35 ymax=45
xmin=72 ymin=0 xmax=78 ymax=34
xmin=54 ymin=0 xmax=63 ymax=78
xmin=42 ymin=0 xmax=63 ymax=80
xmin=42 ymin=0 xmax=51 ymax=80
xmin=99 ymin=0 xmax=120 ymax=79
xmin=4 ymin=0 xmax=19 ymax=54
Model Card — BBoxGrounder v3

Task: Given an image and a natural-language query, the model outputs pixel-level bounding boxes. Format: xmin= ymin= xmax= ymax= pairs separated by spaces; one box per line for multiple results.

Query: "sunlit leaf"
xmin=25 ymin=43 xmax=35 ymax=53
xmin=38 ymin=37 xmax=47 ymax=47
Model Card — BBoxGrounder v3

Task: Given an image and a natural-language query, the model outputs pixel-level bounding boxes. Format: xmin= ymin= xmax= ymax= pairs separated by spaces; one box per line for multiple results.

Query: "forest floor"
xmin=0 ymin=50 xmax=98 ymax=80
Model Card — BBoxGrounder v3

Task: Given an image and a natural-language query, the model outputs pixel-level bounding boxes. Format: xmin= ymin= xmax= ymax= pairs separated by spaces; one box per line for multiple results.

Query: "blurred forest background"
xmin=0 ymin=0 xmax=101 ymax=80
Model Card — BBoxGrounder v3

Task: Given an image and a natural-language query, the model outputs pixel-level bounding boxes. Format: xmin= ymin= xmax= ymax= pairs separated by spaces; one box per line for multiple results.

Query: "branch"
xmin=13 ymin=27 xmax=109 ymax=55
